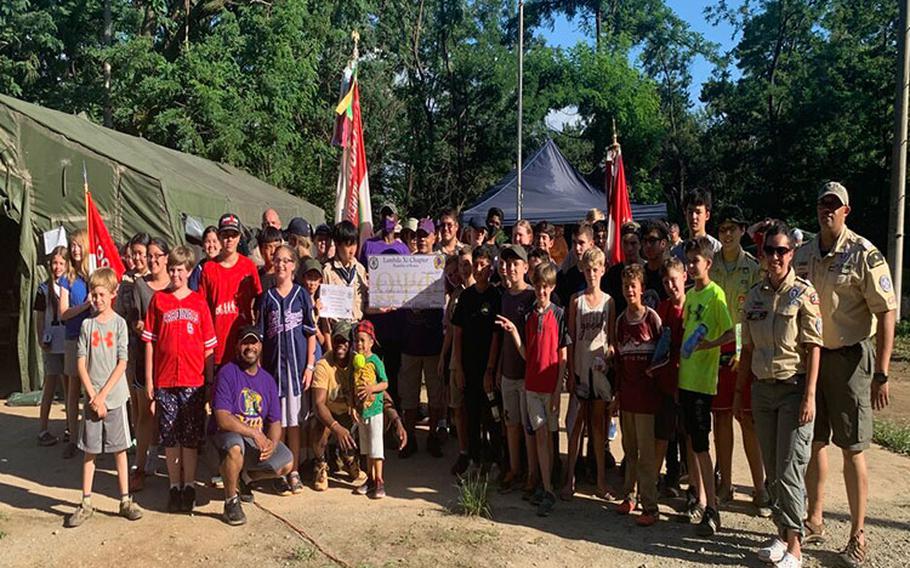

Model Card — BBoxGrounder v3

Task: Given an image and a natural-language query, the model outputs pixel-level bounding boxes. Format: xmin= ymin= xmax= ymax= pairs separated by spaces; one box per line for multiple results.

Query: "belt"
xmin=756 ymin=373 xmax=804 ymax=386
xmin=822 ymin=337 xmax=872 ymax=353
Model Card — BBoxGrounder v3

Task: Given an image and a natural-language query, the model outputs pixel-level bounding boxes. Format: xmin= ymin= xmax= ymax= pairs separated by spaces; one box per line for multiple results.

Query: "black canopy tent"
xmin=462 ymin=138 xmax=666 ymax=225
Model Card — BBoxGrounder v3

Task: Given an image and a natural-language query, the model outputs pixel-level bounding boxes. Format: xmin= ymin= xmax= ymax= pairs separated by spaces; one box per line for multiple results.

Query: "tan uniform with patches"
xmin=741 ymin=269 xmax=824 ymax=380
xmin=711 ymin=248 xmax=761 ymax=327
xmin=793 ymin=227 xmax=896 ymax=349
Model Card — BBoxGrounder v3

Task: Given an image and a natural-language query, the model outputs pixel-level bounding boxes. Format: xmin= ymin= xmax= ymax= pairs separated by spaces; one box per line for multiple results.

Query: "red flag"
xmin=333 ymin=53 xmax=373 ymax=242
xmin=604 ymin=146 xmax=633 ymax=266
xmin=86 ymin=191 xmax=125 ymax=279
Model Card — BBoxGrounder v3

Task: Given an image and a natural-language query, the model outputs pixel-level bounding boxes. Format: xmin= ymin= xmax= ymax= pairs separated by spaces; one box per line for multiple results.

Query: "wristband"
xmin=873 ymin=372 xmax=888 ymax=385
xmin=329 ymin=420 xmax=339 ymax=431
xmin=306 ymin=365 xmax=315 ymax=371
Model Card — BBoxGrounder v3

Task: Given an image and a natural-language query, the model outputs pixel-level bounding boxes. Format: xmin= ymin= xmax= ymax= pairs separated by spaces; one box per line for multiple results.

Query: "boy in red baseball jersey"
xmin=143 ymin=246 xmax=217 ymax=514
xmin=200 ymin=213 xmax=262 ymax=365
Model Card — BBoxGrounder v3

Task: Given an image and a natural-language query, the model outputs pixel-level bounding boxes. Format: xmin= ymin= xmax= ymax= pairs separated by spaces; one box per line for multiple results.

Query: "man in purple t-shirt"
xmin=213 ymin=326 xmax=293 ymax=526
xmin=358 ymin=206 xmax=410 ymax=264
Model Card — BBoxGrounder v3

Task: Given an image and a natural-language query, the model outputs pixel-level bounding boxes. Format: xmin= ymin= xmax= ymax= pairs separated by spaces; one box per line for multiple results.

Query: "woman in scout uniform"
xmin=736 ymin=221 xmax=823 ymax=568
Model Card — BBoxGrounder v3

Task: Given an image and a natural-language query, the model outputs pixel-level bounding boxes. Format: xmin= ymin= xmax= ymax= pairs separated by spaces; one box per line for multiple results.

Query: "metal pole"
xmin=516 ymin=1 xmax=524 ymax=221
xmin=889 ymin=0 xmax=910 ymax=320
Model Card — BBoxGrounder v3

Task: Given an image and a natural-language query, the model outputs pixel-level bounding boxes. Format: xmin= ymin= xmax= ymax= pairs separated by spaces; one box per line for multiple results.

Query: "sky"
xmin=539 ymin=1 xmax=742 ymax=130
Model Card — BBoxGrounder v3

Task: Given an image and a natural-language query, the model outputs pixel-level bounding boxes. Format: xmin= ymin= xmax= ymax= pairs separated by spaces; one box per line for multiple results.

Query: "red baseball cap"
xmin=355 ymin=320 xmax=380 ymax=346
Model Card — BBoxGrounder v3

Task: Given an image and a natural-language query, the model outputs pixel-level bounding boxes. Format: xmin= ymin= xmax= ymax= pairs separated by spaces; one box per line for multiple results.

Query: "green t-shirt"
xmin=362 ymin=354 xmax=387 ymax=419
xmin=678 ymin=281 xmax=733 ymax=395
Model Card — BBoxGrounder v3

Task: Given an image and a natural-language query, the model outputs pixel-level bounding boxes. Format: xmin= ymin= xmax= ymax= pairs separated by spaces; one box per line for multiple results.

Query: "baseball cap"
xmin=468 ymin=217 xmax=486 ymax=231
xmin=301 ymin=257 xmax=323 ymax=277
xmin=417 ymin=218 xmax=436 ymax=235
xmin=404 ymin=218 xmax=419 ymax=232
xmin=355 ymin=320 xmax=380 ymax=346
xmin=238 ymin=325 xmax=263 ymax=344
xmin=500 ymin=244 xmax=528 ymax=262
xmin=380 ymin=203 xmax=398 ymax=217
xmin=716 ymin=205 xmax=748 ymax=227
xmin=314 ymin=223 xmax=332 ymax=237
xmin=331 ymin=321 xmax=352 ymax=342
xmin=218 ymin=213 xmax=242 ymax=234
xmin=818 ymin=181 xmax=849 ymax=206
xmin=286 ymin=217 xmax=312 ymax=238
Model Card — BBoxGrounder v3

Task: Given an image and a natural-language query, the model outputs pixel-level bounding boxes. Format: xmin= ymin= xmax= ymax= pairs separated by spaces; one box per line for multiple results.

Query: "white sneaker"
xmin=773 ymin=552 xmax=802 ymax=568
xmin=758 ymin=538 xmax=787 ymax=563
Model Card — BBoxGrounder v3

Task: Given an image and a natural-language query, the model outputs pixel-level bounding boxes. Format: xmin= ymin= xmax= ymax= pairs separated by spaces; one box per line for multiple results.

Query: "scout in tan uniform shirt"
xmin=739 ymin=221 xmax=823 ymax=566
xmin=793 ymin=182 xmax=896 ymax=567
xmin=710 ymin=205 xmax=765 ymax=511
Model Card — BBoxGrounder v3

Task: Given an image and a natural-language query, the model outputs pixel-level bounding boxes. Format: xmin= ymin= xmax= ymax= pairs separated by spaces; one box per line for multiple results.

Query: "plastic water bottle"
xmin=487 ymin=391 xmax=501 ymax=422
xmin=682 ymin=323 xmax=709 ymax=359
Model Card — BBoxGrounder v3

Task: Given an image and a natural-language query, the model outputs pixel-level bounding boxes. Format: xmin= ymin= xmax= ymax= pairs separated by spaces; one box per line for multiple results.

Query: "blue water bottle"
xmin=682 ymin=323 xmax=708 ymax=359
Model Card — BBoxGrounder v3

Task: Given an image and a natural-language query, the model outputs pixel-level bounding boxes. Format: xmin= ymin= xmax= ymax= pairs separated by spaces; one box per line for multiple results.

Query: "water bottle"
xmin=487 ymin=391 xmax=501 ymax=423
xmin=682 ymin=323 xmax=708 ymax=359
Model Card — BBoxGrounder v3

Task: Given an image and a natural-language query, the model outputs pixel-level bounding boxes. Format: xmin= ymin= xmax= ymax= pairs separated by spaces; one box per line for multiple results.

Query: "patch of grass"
xmin=0 ymin=531 xmax=6 ymax=540
xmin=873 ymin=419 xmax=910 ymax=456
xmin=453 ymin=472 xmax=493 ymax=519
xmin=289 ymin=544 xmax=316 ymax=563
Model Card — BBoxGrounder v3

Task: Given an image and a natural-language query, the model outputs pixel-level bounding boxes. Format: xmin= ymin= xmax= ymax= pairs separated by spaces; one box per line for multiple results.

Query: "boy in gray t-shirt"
xmin=66 ymin=267 xmax=142 ymax=528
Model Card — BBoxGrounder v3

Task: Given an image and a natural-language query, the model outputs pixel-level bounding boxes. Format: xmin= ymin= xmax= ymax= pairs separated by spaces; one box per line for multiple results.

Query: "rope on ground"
xmin=253 ymin=501 xmax=352 ymax=568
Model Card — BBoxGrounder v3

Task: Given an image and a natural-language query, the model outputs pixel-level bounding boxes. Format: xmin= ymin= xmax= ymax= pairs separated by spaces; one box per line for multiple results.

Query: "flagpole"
xmin=83 ymin=162 xmax=91 ymax=251
xmin=889 ymin=0 xmax=910 ymax=320
xmin=516 ymin=0 xmax=524 ymax=221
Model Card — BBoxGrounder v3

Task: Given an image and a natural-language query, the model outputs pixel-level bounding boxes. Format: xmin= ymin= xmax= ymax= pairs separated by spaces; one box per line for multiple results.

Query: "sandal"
xmin=803 ymin=520 xmax=826 ymax=545
xmin=288 ymin=471 xmax=304 ymax=495
xmin=558 ymin=483 xmax=574 ymax=501
xmin=37 ymin=431 xmax=59 ymax=447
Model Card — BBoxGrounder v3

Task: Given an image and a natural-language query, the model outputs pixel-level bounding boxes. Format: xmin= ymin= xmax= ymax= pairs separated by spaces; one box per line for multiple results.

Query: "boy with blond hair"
xmin=66 ymin=267 xmax=143 ymax=527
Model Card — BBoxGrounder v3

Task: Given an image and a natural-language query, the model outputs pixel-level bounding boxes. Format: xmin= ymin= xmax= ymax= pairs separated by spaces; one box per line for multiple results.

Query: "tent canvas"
xmin=0 ymin=95 xmax=325 ymax=393
xmin=462 ymin=138 xmax=667 ymax=225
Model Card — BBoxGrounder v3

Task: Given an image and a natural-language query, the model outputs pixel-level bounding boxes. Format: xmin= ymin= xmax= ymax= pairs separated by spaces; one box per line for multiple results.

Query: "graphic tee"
xmin=678 ymin=281 xmax=733 ymax=395
xmin=615 ymin=307 xmax=662 ymax=414
xmin=451 ymin=284 xmax=502 ymax=385
xmin=77 ymin=313 xmax=130 ymax=409
xmin=142 ymin=289 xmax=217 ymax=388
xmin=213 ymin=362 xmax=281 ymax=434
xmin=200 ymin=255 xmax=262 ymax=364
xmin=258 ymin=284 xmax=316 ymax=398
xmin=500 ymin=288 xmax=536 ymax=379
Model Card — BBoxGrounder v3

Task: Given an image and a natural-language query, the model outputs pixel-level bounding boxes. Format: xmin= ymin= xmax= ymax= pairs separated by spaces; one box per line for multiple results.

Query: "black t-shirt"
xmin=643 ymin=264 xmax=668 ymax=310
xmin=601 ymin=263 xmax=626 ymax=318
xmin=452 ymin=284 xmax=502 ymax=382
xmin=557 ymin=265 xmax=586 ymax=307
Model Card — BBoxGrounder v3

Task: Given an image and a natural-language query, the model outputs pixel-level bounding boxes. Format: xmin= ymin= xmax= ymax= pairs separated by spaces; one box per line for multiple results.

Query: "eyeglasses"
xmin=273 ymin=258 xmax=295 ymax=265
xmin=762 ymin=245 xmax=792 ymax=257
xmin=643 ymin=236 xmax=664 ymax=245
xmin=147 ymin=252 xmax=167 ymax=260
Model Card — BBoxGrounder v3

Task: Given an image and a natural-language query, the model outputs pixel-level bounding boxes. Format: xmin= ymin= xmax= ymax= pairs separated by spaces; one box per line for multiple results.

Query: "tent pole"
xmin=516 ymin=1 xmax=524 ymax=221
xmin=890 ymin=0 xmax=910 ymax=320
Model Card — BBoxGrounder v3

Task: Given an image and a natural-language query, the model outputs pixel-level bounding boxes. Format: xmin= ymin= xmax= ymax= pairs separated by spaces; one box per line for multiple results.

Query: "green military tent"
xmin=0 ymin=94 xmax=325 ymax=395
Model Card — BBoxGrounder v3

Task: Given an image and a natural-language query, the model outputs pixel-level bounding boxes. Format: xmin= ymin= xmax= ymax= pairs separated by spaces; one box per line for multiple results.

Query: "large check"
xmin=368 ymin=254 xmax=445 ymax=309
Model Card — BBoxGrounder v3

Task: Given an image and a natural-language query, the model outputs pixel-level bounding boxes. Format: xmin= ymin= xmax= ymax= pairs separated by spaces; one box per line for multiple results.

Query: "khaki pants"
xmin=620 ymin=411 xmax=658 ymax=513
xmin=752 ymin=377 xmax=813 ymax=534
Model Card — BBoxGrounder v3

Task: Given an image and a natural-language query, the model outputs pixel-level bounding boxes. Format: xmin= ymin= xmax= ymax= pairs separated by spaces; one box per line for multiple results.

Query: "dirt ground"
xmin=2 ymin=377 xmax=910 ymax=568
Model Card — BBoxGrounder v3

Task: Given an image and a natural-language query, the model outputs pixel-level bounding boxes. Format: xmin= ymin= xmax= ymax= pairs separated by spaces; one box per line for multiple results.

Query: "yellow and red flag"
xmin=333 ymin=59 xmax=373 ymax=240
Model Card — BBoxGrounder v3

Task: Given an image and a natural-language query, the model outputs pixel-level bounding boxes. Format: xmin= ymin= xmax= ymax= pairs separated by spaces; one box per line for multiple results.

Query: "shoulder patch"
xmin=855 ymin=236 xmax=874 ymax=251
xmin=866 ymin=249 xmax=885 ymax=270
xmin=880 ymin=275 xmax=893 ymax=293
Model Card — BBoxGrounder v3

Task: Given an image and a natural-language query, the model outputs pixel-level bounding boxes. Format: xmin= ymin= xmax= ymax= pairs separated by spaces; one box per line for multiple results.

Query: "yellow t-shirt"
xmin=678 ymin=281 xmax=733 ymax=395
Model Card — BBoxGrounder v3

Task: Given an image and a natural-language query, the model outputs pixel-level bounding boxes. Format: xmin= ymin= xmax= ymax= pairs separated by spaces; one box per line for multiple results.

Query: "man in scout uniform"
xmin=711 ymin=206 xmax=767 ymax=515
xmin=795 ymin=181 xmax=896 ymax=567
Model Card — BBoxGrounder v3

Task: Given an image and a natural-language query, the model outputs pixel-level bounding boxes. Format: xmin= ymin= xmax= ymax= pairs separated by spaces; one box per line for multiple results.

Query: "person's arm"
xmin=94 ymin=322 xmax=130 ymax=412
xmin=439 ymin=311 xmax=454 ymax=379
xmin=214 ymin=409 xmax=271 ymax=448
xmin=59 ymin=285 xmax=90 ymax=321
xmin=734 ymin=343 xmax=753 ymax=421
xmin=304 ymin=334 xmax=316 ymax=389
xmin=698 ymin=328 xmax=735 ymax=351
xmin=77 ymin=355 xmax=97 ymax=406
xmin=552 ymin=346 xmax=567 ymax=414
xmin=604 ymin=296 xmax=616 ymax=362
xmin=35 ymin=292 xmax=48 ymax=351
xmin=566 ymin=294 xmax=577 ymax=395
xmin=800 ymin=344 xmax=821 ymax=425
xmin=494 ymin=315 xmax=526 ymax=359
xmin=311 ymin=388 xmax=356 ymax=451
xmin=144 ymin=341 xmax=156 ymax=411
xmin=453 ymin=326 xmax=466 ymax=389
xmin=382 ymin=391 xmax=407 ymax=451
xmin=873 ymin=309 xmax=896 ymax=410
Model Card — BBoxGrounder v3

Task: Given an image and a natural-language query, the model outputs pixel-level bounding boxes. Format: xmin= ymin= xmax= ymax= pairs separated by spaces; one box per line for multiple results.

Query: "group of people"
xmin=31 ymin=181 xmax=895 ymax=568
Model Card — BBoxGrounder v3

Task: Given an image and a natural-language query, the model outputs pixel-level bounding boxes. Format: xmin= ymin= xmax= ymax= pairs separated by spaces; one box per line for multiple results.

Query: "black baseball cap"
xmin=717 ymin=205 xmax=748 ymax=228
xmin=314 ymin=223 xmax=332 ymax=237
xmin=218 ymin=213 xmax=242 ymax=234
xmin=468 ymin=217 xmax=486 ymax=231
xmin=238 ymin=325 xmax=263 ymax=344
xmin=286 ymin=217 xmax=312 ymax=238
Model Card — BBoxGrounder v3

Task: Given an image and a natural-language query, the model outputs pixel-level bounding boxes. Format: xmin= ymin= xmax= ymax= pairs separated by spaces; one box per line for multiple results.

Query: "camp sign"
xmin=368 ymin=254 xmax=445 ymax=309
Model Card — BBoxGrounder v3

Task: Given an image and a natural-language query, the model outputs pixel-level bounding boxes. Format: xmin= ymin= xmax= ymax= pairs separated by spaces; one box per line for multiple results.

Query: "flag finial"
xmin=352 ymin=30 xmax=360 ymax=60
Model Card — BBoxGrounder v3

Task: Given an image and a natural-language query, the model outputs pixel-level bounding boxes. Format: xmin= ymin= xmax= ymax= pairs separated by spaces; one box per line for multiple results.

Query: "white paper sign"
xmin=43 ymin=226 xmax=68 ymax=256
xmin=319 ymin=284 xmax=354 ymax=320
xmin=368 ymin=254 xmax=445 ymax=309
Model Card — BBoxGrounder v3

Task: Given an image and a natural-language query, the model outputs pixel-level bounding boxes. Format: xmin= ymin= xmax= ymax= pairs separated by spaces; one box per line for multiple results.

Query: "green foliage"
xmin=873 ymin=419 xmax=910 ymax=457
xmin=454 ymin=471 xmax=493 ymax=518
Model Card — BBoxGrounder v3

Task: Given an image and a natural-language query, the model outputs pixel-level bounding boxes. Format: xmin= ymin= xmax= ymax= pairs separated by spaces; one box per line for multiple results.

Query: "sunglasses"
xmin=762 ymin=245 xmax=792 ymax=257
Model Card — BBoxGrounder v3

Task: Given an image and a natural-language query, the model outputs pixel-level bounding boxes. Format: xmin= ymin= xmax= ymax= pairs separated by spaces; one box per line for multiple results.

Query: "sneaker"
xmin=758 ymin=537 xmax=787 ymax=564
xmin=343 ymin=456 xmax=366 ymax=482
xmin=616 ymin=498 xmax=636 ymax=515
xmin=426 ymin=434 xmax=443 ymax=458
xmin=530 ymin=486 xmax=546 ymax=506
xmin=238 ymin=475 xmax=255 ymax=503
xmin=450 ymin=453 xmax=470 ymax=476
xmin=223 ymin=496 xmax=246 ymax=526
xmin=313 ymin=460 xmax=329 ymax=492
xmin=686 ymin=503 xmax=705 ymax=524
xmin=838 ymin=533 xmax=866 ymax=568
xmin=119 ymin=496 xmax=143 ymax=521
xmin=129 ymin=468 xmax=145 ymax=493
xmin=536 ymin=491 xmax=556 ymax=517
xmin=181 ymin=485 xmax=196 ymax=513
xmin=210 ymin=475 xmax=224 ymax=489
xmin=696 ymin=506 xmax=720 ymax=536
xmin=62 ymin=441 xmax=78 ymax=459
xmin=371 ymin=481 xmax=386 ymax=499
xmin=398 ymin=438 xmax=418 ymax=459
xmin=273 ymin=476 xmax=293 ymax=496
xmin=37 ymin=430 xmax=58 ymax=446
xmin=354 ymin=479 xmax=374 ymax=496
xmin=288 ymin=472 xmax=304 ymax=494
xmin=753 ymin=491 xmax=772 ymax=518
xmin=65 ymin=502 xmax=93 ymax=528
xmin=774 ymin=552 xmax=802 ymax=568
xmin=636 ymin=512 xmax=658 ymax=527
xmin=62 ymin=429 xmax=71 ymax=443
xmin=167 ymin=487 xmax=182 ymax=513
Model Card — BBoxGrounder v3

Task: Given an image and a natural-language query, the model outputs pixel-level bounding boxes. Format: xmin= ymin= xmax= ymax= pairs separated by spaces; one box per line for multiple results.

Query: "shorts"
xmin=156 ymin=386 xmax=206 ymax=449
xmin=815 ymin=340 xmax=874 ymax=451
xmin=525 ymin=390 xmax=558 ymax=433
xmin=214 ymin=431 xmax=293 ymax=475
xmin=43 ymin=353 xmax=64 ymax=376
xmin=357 ymin=414 xmax=384 ymax=460
xmin=574 ymin=368 xmax=612 ymax=401
xmin=654 ymin=394 xmax=681 ymax=442
xmin=399 ymin=353 xmax=445 ymax=410
xmin=680 ymin=388 xmax=713 ymax=453
xmin=64 ymin=339 xmax=79 ymax=377
xmin=448 ymin=369 xmax=464 ymax=408
xmin=740 ymin=373 xmax=754 ymax=412
xmin=280 ymin=390 xmax=305 ymax=428
xmin=501 ymin=376 xmax=526 ymax=427
xmin=78 ymin=403 xmax=130 ymax=454
xmin=713 ymin=365 xmax=736 ymax=412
